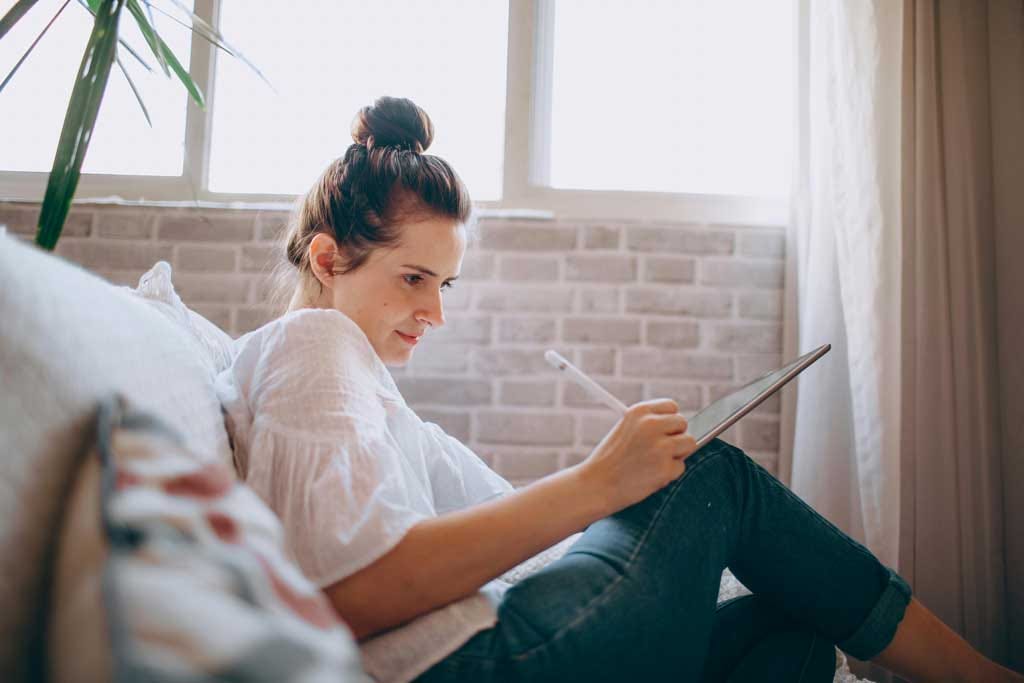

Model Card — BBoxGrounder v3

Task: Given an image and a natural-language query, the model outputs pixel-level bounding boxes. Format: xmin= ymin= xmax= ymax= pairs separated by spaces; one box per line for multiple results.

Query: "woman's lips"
xmin=396 ymin=331 xmax=420 ymax=345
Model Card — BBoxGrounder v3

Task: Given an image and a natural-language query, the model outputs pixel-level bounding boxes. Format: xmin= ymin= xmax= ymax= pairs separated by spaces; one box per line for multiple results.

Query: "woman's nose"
xmin=416 ymin=289 xmax=446 ymax=328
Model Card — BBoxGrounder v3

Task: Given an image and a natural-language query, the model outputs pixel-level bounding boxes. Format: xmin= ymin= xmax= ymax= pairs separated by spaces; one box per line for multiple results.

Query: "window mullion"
xmin=182 ymin=0 xmax=219 ymax=200
xmin=503 ymin=0 xmax=550 ymax=204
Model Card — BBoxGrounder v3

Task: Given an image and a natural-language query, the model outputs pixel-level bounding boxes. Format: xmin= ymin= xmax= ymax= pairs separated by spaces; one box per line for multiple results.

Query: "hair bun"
xmin=351 ymin=96 xmax=433 ymax=154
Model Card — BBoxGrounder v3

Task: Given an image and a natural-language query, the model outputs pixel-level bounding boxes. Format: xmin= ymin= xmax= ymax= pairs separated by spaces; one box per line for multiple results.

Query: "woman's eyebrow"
xmin=401 ymin=264 xmax=459 ymax=281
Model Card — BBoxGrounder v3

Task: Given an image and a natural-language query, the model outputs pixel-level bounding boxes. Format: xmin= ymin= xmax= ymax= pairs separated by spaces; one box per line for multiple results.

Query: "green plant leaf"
xmin=1 ymin=0 xmax=71 ymax=94
xmin=125 ymin=0 xmax=168 ymax=76
xmin=127 ymin=0 xmax=203 ymax=107
xmin=36 ymin=0 xmax=126 ymax=251
xmin=0 ymin=0 xmax=39 ymax=41
xmin=151 ymin=0 xmax=273 ymax=90
xmin=115 ymin=51 xmax=151 ymax=126
xmin=77 ymin=0 xmax=152 ymax=72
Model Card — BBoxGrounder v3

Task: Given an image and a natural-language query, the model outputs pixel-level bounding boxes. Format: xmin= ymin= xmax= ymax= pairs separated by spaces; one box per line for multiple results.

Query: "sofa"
xmin=0 ymin=229 xmax=870 ymax=682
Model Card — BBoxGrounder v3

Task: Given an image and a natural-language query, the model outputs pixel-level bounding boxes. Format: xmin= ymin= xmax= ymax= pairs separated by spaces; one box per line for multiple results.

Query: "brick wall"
xmin=1 ymin=201 xmax=785 ymax=483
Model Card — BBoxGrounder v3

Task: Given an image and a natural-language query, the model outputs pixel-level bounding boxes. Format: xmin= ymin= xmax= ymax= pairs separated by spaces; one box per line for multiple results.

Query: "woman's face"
xmin=316 ymin=214 xmax=466 ymax=366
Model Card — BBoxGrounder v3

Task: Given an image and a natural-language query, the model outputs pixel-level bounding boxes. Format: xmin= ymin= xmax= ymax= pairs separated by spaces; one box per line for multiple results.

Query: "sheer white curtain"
xmin=782 ymin=0 xmax=903 ymax=569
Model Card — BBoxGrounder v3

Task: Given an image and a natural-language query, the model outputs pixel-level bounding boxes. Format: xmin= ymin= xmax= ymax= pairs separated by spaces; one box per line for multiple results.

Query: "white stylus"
xmin=544 ymin=350 xmax=628 ymax=415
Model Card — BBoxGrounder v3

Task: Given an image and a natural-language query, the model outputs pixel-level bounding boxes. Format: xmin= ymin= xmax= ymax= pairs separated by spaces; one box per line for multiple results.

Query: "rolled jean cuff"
xmin=838 ymin=568 xmax=913 ymax=660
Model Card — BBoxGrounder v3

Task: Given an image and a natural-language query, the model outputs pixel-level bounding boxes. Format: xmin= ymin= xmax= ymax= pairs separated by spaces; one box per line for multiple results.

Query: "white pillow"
xmin=126 ymin=261 xmax=236 ymax=375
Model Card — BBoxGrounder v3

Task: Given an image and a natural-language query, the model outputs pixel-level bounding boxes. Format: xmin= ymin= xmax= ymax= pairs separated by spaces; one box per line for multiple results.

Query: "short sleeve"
xmin=419 ymin=421 xmax=514 ymax=515
xmin=223 ymin=310 xmax=434 ymax=587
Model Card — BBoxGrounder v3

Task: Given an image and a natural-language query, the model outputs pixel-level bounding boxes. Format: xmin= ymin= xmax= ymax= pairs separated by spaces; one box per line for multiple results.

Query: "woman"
xmin=215 ymin=96 xmax=1022 ymax=683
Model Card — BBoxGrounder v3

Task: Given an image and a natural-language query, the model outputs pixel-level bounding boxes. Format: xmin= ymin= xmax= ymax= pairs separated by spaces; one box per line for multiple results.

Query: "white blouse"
xmin=214 ymin=308 xmax=580 ymax=682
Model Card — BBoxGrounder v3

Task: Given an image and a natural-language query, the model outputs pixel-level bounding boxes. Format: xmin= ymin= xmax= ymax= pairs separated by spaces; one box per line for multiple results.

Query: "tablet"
xmin=688 ymin=343 xmax=830 ymax=449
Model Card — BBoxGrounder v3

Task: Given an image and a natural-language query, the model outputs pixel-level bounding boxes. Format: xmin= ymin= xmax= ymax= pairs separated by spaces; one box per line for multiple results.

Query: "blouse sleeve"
xmin=419 ymin=421 xmax=515 ymax=515
xmin=235 ymin=311 xmax=433 ymax=587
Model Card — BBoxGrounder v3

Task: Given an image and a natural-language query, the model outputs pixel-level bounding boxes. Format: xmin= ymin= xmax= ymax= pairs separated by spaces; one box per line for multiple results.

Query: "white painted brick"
xmin=498 ymin=317 xmax=557 ymax=343
xmin=561 ymin=451 xmax=591 ymax=468
xmin=478 ymin=412 xmax=574 ymax=445
xmin=191 ymin=304 xmax=232 ymax=332
xmin=646 ymin=321 xmax=700 ymax=348
xmin=241 ymin=244 xmax=280 ymax=273
xmin=479 ymin=223 xmax=577 ymax=251
xmin=577 ymin=288 xmax=620 ymax=314
xmin=500 ymin=380 xmax=557 ymax=406
xmin=56 ymin=240 xmax=173 ymax=271
xmin=563 ymin=318 xmax=641 ymax=345
xmin=625 ymin=287 xmax=732 ymax=318
xmin=710 ymin=323 xmax=782 ymax=353
xmin=396 ymin=377 xmax=492 ymax=405
xmin=159 ymin=214 xmax=255 ymax=242
xmin=580 ymin=412 xmax=620 ymax=447
xmin=234 ymin=306 xmax=275 ymax=335
xmin=474 ymin=348 xmax=563 ymax=376
xmin=175 ymin=274 xmax=251 ymax=304
xmin=738 ymin=291 xmax=783 ymax=320
xmin=621 ymin=350 xmax=733 ymax=380
xmin=95 ymin=211 xmax=155 ymax=239
xmin=565 ymin=254 xmax=636 ymax=282
xmin=626 ymin=226 xmax=734 ymax=254
xmin=737 ymin=230 xmax=785 ymax=259
xmin=736 ymin=355 xmax=784 ymax=382
xmin=499 ymin=255 xmax=560 ymax=281
xmin=564 ymin=380 xmax=643 ymax=408
xmin=739 ymin=417 xmax=781 ymax=451
xmin=429 ymin=316 xmax=492 ymax=344
xmin=643 ymin=256 xmax=697 ymax=283
xmin=477 ymin=286 xmax=573 ymax=313
xmin=417 ymin=409 xmax=471 ymax=443
xmin=700 ymin=260 xmax=784 ymax=289
xmin=0 ymin=205 xmax=37 ymax=235
xmin=175 ymin=244 xmax=238 ymax=273
xmin=256 ymin=211 xmax=290 ymax=241
xmin=492 ymin=450 xmax=562 ymax=480
xmin=63 ymin=211 xmax=94 ymax=237
xmin=460 ymin=252 xmax=496 ymax=280
xmin=404 ymin=341 xmax=471 ymax=373
xmin=94 ymin=270 xmax=147 ymax=287
xmin=644 ymin=382 xmax=703 ymax=411
xmin=578 ymin=348 xmax=616 ymax=375
xmin=440 ymin=285 xmax=472 ymax=311
xmin=582 ymin=225 xmax=621 ymax=249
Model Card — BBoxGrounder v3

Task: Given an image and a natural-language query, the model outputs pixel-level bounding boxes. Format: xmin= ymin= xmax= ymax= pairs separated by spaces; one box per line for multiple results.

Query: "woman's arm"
xmin=324 ymin=398 xmax=696 ymax=640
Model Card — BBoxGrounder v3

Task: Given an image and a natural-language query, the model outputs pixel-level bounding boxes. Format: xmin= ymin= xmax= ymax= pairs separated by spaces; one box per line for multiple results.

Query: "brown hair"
xmin=269 ymin=96 xmax=473 ymax=313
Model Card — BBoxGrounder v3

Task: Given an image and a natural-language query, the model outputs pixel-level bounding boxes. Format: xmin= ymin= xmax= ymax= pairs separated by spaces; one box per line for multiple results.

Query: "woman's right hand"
xmin=578 ymin=398 xmax=697 ymax=513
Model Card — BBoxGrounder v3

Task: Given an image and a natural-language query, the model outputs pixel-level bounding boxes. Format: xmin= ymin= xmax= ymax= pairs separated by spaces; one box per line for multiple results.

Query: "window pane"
xmin=549 ymin=0 xmax=794 ymax=197
xmin=209 ymin=0 xmax=508 ymax=201
xmin=0 ymin=0 xmax=193 ymax=175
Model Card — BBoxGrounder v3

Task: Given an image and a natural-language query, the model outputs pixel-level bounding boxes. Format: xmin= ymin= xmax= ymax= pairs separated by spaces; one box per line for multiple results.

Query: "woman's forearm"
xmin=324 ymin=463 xmax=614 ymax=640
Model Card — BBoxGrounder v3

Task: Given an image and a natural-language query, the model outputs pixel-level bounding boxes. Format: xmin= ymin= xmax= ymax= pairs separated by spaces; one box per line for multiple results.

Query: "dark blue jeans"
xmin=415 ymin=439 xmax=911 ymax=683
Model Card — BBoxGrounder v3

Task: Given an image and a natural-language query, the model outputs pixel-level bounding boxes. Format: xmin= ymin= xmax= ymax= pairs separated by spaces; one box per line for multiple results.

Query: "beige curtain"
xmin=899 ymin=0 xmax=1023 ymax=665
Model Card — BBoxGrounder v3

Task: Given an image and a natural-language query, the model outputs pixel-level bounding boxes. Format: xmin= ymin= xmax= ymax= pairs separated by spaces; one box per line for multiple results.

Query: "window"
xmin=546 ymin=0 xmax=794 ymax=197
xmin=0 ymin=0 xmax=194 ymax=176
xmin=0 ymin=0 xmax=794 ymax=222
xmin=208 ymin=0 xmax=509 ymax=200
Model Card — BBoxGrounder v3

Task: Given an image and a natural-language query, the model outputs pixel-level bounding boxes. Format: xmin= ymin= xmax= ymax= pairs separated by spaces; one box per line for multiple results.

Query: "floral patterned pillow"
xmin=48 ymin=394 xmax=369 ymax=683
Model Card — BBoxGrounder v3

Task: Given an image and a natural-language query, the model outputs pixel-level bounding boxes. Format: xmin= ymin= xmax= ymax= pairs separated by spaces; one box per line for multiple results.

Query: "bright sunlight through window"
xmin=0 ymin=0 xmax=193 ymax=176
xmin=207 ymin=0 xmax=509 ymax=200
xmin=549 ymin=0 xmax=794 ymax=198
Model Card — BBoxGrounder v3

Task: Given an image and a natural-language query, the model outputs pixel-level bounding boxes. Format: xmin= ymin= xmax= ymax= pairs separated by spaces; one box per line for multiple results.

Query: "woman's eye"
xmin=441 ymin=281 xmax=454 ymax=291
xmin=403 ymin=274 xmax=423 ymax=286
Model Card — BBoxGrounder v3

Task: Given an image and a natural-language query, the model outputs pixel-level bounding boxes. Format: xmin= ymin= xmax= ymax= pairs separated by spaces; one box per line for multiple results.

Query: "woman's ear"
xmin=308 ymin=232 xmax=341 ymax=288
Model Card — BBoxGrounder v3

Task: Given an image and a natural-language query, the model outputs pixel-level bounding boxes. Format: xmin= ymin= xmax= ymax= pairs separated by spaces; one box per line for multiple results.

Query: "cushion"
xmin=48 ymin=393 xmax=368 ymax=682
xmin=126 ymin=261 xmax=235 ymax=375
xmin=0 ymin=232 xmax=234 ymax=682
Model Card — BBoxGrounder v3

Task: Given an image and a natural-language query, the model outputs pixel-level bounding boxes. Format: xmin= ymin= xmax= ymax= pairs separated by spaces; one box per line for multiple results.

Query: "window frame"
xmin=0 ymin=0 xmax=788 ymax=225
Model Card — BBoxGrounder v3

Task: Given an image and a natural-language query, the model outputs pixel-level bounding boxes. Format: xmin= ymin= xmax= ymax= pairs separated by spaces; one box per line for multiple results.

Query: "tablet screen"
xmin=687 ymin=344 xmax=829 ymax=448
